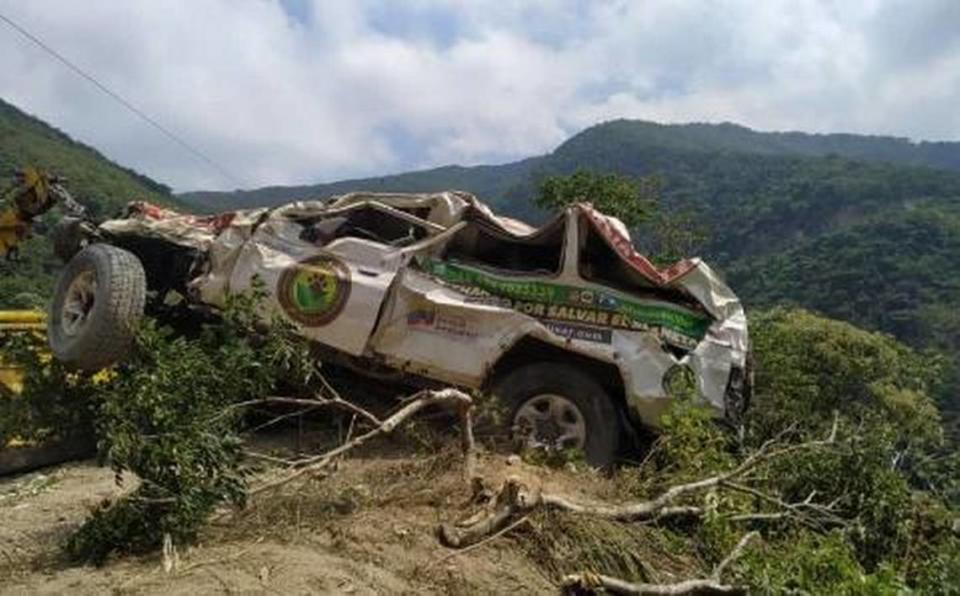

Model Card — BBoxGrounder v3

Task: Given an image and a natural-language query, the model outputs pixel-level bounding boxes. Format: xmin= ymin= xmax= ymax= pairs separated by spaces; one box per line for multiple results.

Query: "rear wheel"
xmin=492 ymin=363 xmax=621 ymax=468
xmin=49 ymin=244 xmax=146 ymax=371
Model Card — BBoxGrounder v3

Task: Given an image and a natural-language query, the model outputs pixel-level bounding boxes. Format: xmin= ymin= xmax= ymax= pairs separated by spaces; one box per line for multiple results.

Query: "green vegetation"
xmin=0 ymin=286 xmax=316 ymax=565
xmin=535 ymin=169 xmax=660 ymax=228
xmin=734 ymin=309 xmax=959 ymax=591
xmin=0 ymin=98 xmax=176 ymax=308
xmin=628 ymin=308 xmax=958 ymax=592
xmin=68 ymin=291 xmax=320 ymax=564
xmin=0 ymin=331 xmax=101 ymax=446
xmin=534 ymin=169 xmax=706 ymax=263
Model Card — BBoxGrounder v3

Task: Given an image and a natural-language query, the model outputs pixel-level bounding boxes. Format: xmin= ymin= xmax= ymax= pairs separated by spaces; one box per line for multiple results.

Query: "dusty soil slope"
xmin=0 ymin=427 xmax=703 ymax=595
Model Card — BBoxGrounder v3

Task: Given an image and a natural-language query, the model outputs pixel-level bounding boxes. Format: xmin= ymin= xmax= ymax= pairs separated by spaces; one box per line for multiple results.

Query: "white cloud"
xmin=0 ymin=0 xmax=957 ymax=192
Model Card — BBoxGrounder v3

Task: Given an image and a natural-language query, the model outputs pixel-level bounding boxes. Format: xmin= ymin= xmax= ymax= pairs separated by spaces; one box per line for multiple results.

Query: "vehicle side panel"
xmin=370 ymin=265 xmax=697 ymax=427
xmin=370 ymin=269 xmax=540 ymax=386
xmin=226 ymin=218 xmax=400 ymax=356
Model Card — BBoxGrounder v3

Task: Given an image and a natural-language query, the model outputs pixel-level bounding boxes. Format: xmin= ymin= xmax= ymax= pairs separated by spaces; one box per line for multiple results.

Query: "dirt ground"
xmin=0 ymin=430 xmax=638 ymax=595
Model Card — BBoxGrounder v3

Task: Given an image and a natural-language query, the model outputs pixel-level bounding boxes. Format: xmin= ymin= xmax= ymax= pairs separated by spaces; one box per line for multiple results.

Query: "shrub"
xmin=739 ymin=308 xmax=959 ymax=581
xmin=734 ymin=531 xmax=908 ymax=594
xmin=613 ymin=308 xmax=959 ymax=589
xmin=66 ymin=288 xmax=316 ymax=564
xmin=0 ymin=331 xmax=101 ymax=446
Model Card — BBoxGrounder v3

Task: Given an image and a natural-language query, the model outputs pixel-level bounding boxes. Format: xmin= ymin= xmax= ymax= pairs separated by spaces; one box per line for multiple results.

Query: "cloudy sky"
xmin=0 ymin=0 xmax=958 ymax=192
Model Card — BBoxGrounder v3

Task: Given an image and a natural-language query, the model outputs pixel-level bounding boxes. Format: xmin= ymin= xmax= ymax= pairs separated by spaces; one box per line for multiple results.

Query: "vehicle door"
xmin=228 ymin=203 xmax=437 ymax=356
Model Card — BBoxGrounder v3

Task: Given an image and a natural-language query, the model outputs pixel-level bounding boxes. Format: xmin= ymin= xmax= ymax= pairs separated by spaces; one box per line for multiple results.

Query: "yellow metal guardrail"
xmin=0 ymin=309 xmax=45 ymax=329
xmin=0 ymin=310 xmax=46 ymax=395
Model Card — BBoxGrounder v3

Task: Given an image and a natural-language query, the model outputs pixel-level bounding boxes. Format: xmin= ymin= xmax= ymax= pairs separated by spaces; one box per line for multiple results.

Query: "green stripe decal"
xmin=419 ymin=259 xmax=711 ymax=340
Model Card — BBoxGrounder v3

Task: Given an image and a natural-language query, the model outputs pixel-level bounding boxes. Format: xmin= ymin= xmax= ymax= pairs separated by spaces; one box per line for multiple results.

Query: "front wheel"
xmin=492 ymin=363 xmax=621 ymax=468
xmin=49 ymin=244 xmax=146 ymax=371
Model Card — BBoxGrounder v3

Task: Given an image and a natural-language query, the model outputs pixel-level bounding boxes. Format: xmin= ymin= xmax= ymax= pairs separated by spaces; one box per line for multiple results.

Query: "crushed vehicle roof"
xmin=102 ymin=191 xmax=740 ymax=321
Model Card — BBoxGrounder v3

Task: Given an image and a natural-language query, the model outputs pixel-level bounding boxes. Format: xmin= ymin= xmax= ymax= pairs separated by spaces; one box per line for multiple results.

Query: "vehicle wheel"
xmin=48 ymin=244 xmax=146 ymax=371
xmin=492 ymin=363 xmax=621 ymax=468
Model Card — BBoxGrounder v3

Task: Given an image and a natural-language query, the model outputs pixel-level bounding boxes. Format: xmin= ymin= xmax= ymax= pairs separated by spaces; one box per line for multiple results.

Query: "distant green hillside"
xmin=179 ymin=119 xmax=960 ymax=213
xmin=730 ymin=204 xmax=960 ymax=346
xmin=554 ymin=119 xmax=960 ymax=172
xmin=0 ymin=99 xmax=174 ymax=215
xmin=0 ymin=98 xmax=177 ymax=307
xmin=181 ymin=157 xmax=541 ymax=214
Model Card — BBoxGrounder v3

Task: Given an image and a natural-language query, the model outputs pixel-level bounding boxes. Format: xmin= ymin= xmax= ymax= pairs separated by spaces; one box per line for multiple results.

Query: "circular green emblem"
xmin=277 ymin=254 xmax=351 ymax=326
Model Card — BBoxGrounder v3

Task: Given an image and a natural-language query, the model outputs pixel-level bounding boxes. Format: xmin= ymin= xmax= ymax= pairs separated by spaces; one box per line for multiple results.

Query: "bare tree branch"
xmin=560 ymin=573 xmax=744 ymax=595
xmin=560 ymin=532 xmax=757 ymax=595
xmin=232 ymin=394 xmax=383 ymax=428
xmin=250 ymin=388 xmax=475 ymax=497
xmin=245 ymin=405 xmax=319 ymax=434
xmin=721 ymin=482 xmax=845 ymax=529
xmin=713 ymin=532 xmax=758 ymax=578
xmin=439 ymin=415 xmax=840 ymax=548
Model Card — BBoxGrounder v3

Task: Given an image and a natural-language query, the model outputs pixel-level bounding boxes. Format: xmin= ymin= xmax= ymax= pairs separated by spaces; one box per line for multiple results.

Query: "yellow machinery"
xmin=0 ymin=166 xmax=85 ymax=260
xmin=0 ymin=167 xmax=82 ymax=393
xmin=0 ymin=310 xmax=98 ymax=475
xmin=0 ymin=310 xmax=45 ymax=395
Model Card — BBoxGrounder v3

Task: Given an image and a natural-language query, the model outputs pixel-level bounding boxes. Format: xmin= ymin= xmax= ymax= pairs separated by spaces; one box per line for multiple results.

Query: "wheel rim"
xmin=61 ymin=270 xmax=97 ymax=337
xmin=513 ymin=394 xmax=587 ymax=451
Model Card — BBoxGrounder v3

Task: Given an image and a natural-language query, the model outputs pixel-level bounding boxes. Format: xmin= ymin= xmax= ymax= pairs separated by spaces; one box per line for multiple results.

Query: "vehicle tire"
xmin=491 ymin=363 xmax=621 ymax=468
xmin=48 ymin=244 xmax=146 ymax=371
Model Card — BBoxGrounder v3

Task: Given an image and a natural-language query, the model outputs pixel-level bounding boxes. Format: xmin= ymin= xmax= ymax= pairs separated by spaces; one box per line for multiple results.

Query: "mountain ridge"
xmin=178 ymin=118 xmax=960 ymax=213
xmin=0 ymin=98 xmax=175 ymax=215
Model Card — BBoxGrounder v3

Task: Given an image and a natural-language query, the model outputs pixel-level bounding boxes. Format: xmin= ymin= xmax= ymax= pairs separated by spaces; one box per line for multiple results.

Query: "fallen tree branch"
xmin=439 ymin=415 xmax=839 ymax=548
xmin=245 ymin=405 xmax=319 ymax=435
xmin=561 ymin=573 xmax=743 ymax=595
xmin=458 ymin=398 xmax=478 ymax=483
xmin=424 ymin=515 xmax=531 ymax=571
xmin=721 ymin=482 xmax=845 ymax=529
xmin=231 ymin=394 xmax=383 ymax=428
xmin=561 ymin=532 xmax=757 ymax=595
xmin=250 ymin=388 xmax=475 ymax=496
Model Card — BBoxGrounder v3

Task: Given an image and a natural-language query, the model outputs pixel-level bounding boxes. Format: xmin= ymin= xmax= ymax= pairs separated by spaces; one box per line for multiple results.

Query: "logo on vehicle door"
xmin=277 ymin=254 xmax=351 ymax=326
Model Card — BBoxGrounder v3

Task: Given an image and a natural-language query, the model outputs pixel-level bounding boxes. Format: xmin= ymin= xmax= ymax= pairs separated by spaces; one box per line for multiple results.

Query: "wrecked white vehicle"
xmin=48 ymin=191 xmax=750 ymax=466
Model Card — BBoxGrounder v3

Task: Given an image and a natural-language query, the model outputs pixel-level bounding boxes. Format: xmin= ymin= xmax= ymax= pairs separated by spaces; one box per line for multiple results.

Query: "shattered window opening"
xmin=578 ymin=215 xmax=702 ymax=309
xmin=299 ymin=206 xmax=431 ymax=247
xmin=442 ymin=214 xmax=565 ymax=275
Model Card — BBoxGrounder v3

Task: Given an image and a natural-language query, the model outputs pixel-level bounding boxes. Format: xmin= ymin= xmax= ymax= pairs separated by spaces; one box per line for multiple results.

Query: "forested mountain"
xmin=0 ymin=99 xmax=173 ymax=215
xmin=179 ymin=119 xmax=960 ymax=213
xmin=555 ymin=119 xmax=960 ymax=172
xmin=0 ymin=98 xmax=175 ymax=306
